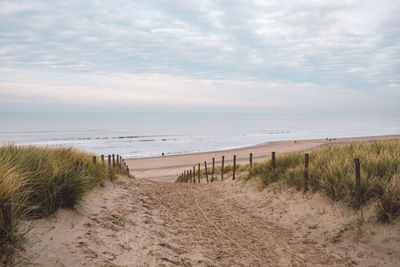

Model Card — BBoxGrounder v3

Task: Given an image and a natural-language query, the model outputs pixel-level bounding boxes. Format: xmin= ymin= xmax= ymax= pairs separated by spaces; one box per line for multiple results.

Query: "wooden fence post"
xmin=108 ymin=155 xmax=111 ymax=167
xmin=233 ymin=155 xmax=236 ymax=180
xmin=211 ymin=157 xmax=215 ymax=182
xmin=304 ymin=153 xmax=309 ymax=192
xmin=272 ymin=152 xmax=276 ymax=171
xmin=101 ymin=155 xmax=104 ymax=165
xmin=190 ymin=169 xmax=192 ymax=183
xmin=198 ymin=163 xmax=201 ymax=183
xmin=354 ymin=158 xmax=361 ymax=189
xmin=354 ymin=158 xmax=361 ymax=208
xmin=204 ymin=161 xmax=209 ymax=183
xmin=193 ymin=166 xmax=196 ymax=183
xmin=221 ymin=156 xmax=225 ymax=180
xmin=112 ymin=154 xmax=115 ymax=168
xmin=249 ymin=153 xmax=253 ymax=170
xmin=117 ymin=154 xmax=119 ymax=167
xmin=93 ymin=156 xmax=96 ymax=165
xmin=120 ymin=156 xmax=123 ymax=168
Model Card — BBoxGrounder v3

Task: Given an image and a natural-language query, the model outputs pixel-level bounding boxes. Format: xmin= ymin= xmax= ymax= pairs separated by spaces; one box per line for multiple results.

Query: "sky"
xmin=0 ymin=0 xmax=399 ymax=114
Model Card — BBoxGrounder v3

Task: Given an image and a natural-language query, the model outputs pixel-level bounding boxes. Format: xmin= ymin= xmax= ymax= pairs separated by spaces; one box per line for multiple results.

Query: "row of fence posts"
xmin=178 ymin=152 xmax=363 ymax=194
xmin=76 ymin=154 xmax=130 ymax=174
xmin=179 ymin=153 xmax=256 ymax=183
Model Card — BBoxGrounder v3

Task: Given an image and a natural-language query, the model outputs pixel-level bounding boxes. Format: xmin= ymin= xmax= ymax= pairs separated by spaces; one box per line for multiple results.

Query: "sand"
xmin=15 ymin=135 xmax=400 ymax=266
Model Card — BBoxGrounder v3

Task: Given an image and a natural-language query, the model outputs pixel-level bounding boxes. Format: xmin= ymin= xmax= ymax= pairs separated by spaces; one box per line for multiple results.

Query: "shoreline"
xmin=125 ymin=134 xmax=400 ymax=160
xmin=125 ymin=134 xmax=400 ymax=182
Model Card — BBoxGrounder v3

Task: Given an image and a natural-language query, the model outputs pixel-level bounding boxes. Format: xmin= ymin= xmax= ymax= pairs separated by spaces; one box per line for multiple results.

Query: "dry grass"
xmin=0 ymin=145 xmax=130 ymax=265
xmin=250 ymin=141 xmax=400 ymax=222
xmin=177 ymin=141 xmax=400 ymax=223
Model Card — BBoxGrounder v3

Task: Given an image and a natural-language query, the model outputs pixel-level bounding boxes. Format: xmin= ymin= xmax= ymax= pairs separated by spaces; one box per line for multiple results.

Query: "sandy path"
xmin=18 ymin=176 xmax=399 ymax=266
xmin=126 ymin=135 xmax=400 ymax=182
xmin=16 ymin=178 xmax=344 ymax=266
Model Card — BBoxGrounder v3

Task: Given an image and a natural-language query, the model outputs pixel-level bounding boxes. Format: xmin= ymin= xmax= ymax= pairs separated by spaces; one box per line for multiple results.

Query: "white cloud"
xmin=0 ymin=0 xmax=398 ymax=112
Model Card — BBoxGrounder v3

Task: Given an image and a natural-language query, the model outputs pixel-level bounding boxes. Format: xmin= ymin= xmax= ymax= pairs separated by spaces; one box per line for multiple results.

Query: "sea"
xmin=0 ymin=112 xmax=399 ymax=158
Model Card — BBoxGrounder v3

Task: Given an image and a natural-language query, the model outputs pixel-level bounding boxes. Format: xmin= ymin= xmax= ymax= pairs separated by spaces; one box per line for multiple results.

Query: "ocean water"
xmin=0 ymin=112 xmax=399 ymax=158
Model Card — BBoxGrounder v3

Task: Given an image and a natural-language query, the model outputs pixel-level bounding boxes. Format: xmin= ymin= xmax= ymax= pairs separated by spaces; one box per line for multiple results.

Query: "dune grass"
xmin=177 ymin=141 xmax=400 ymax=223
xmin=252 ymin=141 xmax=400 ymax=222
xmin=0 ymin=145 xmax=129 ymax=264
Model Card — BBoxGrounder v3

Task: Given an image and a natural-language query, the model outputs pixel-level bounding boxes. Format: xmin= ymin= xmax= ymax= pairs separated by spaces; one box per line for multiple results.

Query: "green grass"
xmin=0 ymin=145 xmax=130 ymax=265
xmin=177 ymin=141 xmax=400 ymax=223
xmin=252 ymin=141 xmax=400 ymax=221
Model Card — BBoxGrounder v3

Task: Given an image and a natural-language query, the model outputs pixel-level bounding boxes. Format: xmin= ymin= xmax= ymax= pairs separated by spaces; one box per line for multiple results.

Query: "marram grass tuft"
xmin=0 ymin=145 xmax=129 ymax=264
xmin=250 ymin=141 xmax=400 ymax=222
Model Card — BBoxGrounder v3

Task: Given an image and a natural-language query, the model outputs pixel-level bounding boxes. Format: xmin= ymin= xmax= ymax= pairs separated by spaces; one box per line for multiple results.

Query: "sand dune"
xmin=16 ymin=135 xmax=400 ymax=266
xmin=17 ymin=176 xmax=400 ymax=266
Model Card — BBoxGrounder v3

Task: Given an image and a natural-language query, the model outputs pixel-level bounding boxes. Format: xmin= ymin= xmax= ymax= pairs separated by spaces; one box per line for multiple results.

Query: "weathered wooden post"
xmin=193 ymin=166 xmax=196 ymax=183
xmin=355 ymin=158 xmax=361 ymax=189
xmin=249 ymin=153 xmax=253 ymax=170
xmin=120 ymin=156 xmax=123 ymax=168
xmin=232 ymin=155 xmax=236 ymax=180
xmin=117 ymin=154 xmax=120 ymax=168
xmin=101 ymin=155 xmax=105 ymax=165
xmin=112 ymin=154 xmax=115 ymax=168
xmin=93 ymin=156 xmax=96 ymax=165
xmin=221 ymin=156 xmax=225 ymax=180
xmin=304 ymin=153 xmax=309 ymax=192
xmin=190 ymin=169 xmax=192 ymax=183
xmin=108 ymin=155 xmax=111 ymax=167
xmin=354 ymin=158 xmax=361 ymax=208
xmin=198 ymin=163 xmax=201 ymax=183
xmin=272 ymin=152 xmax=276 ymax=171
xmin=211 ymin=157 xmax=215 ymax=182
xmin=204 ymin=161 xmax=209 ymax=183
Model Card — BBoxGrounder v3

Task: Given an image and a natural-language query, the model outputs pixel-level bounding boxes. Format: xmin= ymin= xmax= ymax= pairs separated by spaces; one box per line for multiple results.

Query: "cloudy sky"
xmin=0 ymin=0 xmax=399 ymax=114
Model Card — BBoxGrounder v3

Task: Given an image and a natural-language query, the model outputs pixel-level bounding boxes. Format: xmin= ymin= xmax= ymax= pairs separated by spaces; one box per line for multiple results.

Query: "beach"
xmin=16 ymin=136 xmax=400 ymax=266
xmin=126 ymin=135 xmax=400 ymax=182
xmin=15 ymin=134 xmax=400 ymax=266
xmin=4 ymin=0 xmax=400 ymax=265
